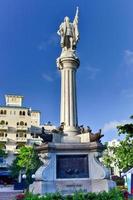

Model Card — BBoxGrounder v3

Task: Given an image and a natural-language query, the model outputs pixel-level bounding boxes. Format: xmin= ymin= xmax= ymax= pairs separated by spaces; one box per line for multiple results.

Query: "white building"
xmin=102 ymin=139 xmax=120 ymax=176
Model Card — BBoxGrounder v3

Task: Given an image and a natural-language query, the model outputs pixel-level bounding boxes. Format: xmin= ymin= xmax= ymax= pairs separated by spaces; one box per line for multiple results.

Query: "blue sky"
xmin=0 ymin=0 xmax=133 ymax=142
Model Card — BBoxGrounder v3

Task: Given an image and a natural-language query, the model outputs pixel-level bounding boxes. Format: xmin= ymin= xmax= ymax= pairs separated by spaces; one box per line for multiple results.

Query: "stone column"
xmin=58 ymin=52 xmax=80 ymax=137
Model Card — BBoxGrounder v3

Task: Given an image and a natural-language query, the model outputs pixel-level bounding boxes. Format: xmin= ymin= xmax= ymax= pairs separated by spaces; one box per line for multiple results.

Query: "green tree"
xmin=115 ymin=116 xmax=133 ymax=172
xmin=10 ymin=157 xmax=21 ymax=180
xmin=102 ymin=116 xmax=133 ymax=173
xmin=0 ymin=143 xmax=7 ymax=158
xmin=102 ymin=144 xmax=115 ymax=168
xmin=10 ymin=146 xmax=42 ymax=183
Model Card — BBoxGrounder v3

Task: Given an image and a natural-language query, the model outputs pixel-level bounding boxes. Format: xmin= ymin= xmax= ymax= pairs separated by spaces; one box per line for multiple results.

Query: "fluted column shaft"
xmin=59 ymin=56 xmax=79 ymax=135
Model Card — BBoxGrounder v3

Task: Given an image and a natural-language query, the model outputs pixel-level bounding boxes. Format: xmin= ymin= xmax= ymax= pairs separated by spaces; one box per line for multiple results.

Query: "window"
xmin=0 ymin=120 xmax=5 ymax=125
xmin=19 ymin=132 xmax=24 ymax=137
xmin=0 ymin=110 xmax=3 ymax=114
xmin=27 ymin=110 xmax=31 ymax=116
xmin=25 ymin=123 xmax=27 ymax=126
xmin=20 ymin=121 xmax=24 ymax=126
xmin=0 ymin=132 xmax=4 ymax=137
xmin=4 ymin=110 xmax=6 ymax=115
xmin=6 ymin=122 xmax=8 ymax=125
xmin=19 ymin=111 xmax=26 ymax=116
xmin=17 ymin=122 xmax=19 ymax=126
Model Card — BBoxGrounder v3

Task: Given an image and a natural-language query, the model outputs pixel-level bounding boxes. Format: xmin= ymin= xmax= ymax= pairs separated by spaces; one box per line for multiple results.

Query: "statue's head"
xmin=64 ymin=16 xmax=70 ymax=23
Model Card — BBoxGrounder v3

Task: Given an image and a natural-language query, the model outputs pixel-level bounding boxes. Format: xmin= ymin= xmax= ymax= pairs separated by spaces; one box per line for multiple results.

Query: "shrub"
xmin=19 ymin=188 xmax=124 ymax=200
xmin=112 ymin=175 xmax=125 ymax=186
xmin=16 ymin=193 xmax=25 ymax=200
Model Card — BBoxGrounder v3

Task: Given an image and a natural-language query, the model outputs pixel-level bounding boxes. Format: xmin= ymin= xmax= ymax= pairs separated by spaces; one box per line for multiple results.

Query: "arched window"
xmin=16 ymin=143 xmax=24 ymax=149
xmin=20 ymin=121 xmax=24 ymax=126
xmin=4 ymin=110 xmax=6 ymax=115
xmin=16 ymin=133 xmax=18 ymax=137
xmin=0 ymin=120 xmax=5 ymax=125
xmin=0 ymin=132 xmax=4 ymax=137
xmin=19 ymin=111 xmax=22 ymax=115
xmin=27 ymin=110 xmax=31 ymax=116
xmin=0 ymin=110 xmax=3 ymax=114
xmin=24 ymin=134 xmax=26 ymax=138
xmin=5 ymin=133 xmax=7 ymax=137
xmin=23 ymin=111 xmax=25 ymax=116
xmin=6 ymin=122 xmax=8 ymax=125
xmin=25 ymin=123 xmax=27 ymax=126
xmin=17 ymin=122 xmax=19 ymax=126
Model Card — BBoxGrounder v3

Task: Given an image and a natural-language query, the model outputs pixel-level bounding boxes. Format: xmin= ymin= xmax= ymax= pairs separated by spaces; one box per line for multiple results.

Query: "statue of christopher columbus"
xmin=57 ymin=7 xmax=79 ymax=51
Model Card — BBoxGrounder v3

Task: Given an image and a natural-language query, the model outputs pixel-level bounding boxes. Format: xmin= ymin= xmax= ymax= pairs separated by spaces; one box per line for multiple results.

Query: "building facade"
xmin=0 ymin=94 xmax=42 ymax=154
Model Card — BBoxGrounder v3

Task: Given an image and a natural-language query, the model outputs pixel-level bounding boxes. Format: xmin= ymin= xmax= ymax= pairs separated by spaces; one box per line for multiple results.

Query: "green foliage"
xmin=102 ymin=145 xmax=114 ymax=168
xmin=115 ymin=117 xmax=133 ymax=172
xmin=111 ymin=176 xmax=124 ymax=186
xmin=17 ymin=146 xmax=38 ymax=173
xmin=114 ymin=139 xmax=133 ymax=172
xmin=10 ymin=146 xmax=42 ymax=183
xmin=0 ymin=147 xmax=7 ymax=158
xmin=10 ymin=157 xmax=21 ymax=180
xmin=21 ymin=189 xmax=124 ymax=200
xmin=117 ymin=124 xmax=133 ymax=139
xmin=103 ymin=116 xmax=133 ymax=173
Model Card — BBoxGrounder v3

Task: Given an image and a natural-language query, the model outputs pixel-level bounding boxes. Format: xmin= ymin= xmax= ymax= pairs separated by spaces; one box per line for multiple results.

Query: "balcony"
xmin=0 ymin=125 xmax=8 ymax=131
xmin=16 ymin=137 xmax=27 ymax=142
xmin=0 ymin=137 xmax=7 ymax=142
xmin=16 ymin=126 xmax=28 ymax=131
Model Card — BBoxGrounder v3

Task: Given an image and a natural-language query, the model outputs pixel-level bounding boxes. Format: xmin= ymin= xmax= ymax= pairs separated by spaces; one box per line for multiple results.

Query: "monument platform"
xmin=29 ymin=142 xmax=115 ymax=195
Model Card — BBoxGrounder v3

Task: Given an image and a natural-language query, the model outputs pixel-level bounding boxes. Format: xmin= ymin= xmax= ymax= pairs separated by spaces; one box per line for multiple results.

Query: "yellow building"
xmin=0 ymin=94 xmax=41 ymax=153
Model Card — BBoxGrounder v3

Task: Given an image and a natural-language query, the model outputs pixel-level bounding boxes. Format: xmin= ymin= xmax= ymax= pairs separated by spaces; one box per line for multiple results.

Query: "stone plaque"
xmin=56 ymin=180 xmax=90 ymax=194
xmin=56 ymin=154 xmax=89 ymax=179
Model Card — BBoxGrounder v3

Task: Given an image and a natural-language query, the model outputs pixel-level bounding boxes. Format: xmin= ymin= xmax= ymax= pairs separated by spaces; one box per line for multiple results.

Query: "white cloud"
xmin=124 ymin=49 xmax=133 ymax=67
xmin=38 ymin=34 xmax=58 ymax=51
xmin=102 ymin=120 xmax=131 ymax=133
xmin=85 ymin=65 xmax=100 ymax=79
xmin=42 ymin=73 xmax=54 ymax=82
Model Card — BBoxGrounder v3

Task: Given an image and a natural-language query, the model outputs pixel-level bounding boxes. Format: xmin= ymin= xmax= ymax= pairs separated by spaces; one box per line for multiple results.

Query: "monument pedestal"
xmin=29 ymin=142 xmax=116 ymax=195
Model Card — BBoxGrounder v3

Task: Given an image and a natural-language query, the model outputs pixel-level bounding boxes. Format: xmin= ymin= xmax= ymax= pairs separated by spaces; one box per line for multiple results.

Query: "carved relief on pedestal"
xmin=35 ymin=152 xmax=52 ymax=181
xmin=89 ymin=152 xmax=110 ymax=180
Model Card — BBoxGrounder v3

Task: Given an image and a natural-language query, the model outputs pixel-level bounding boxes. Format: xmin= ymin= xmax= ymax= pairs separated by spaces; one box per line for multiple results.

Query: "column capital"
xmin=57 ymin=50 xmax=80 ymax=70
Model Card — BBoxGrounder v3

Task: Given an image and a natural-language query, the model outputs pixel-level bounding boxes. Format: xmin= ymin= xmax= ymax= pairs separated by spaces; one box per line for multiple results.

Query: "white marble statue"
xmin=57 ymin=7 xmax=79 ymax=51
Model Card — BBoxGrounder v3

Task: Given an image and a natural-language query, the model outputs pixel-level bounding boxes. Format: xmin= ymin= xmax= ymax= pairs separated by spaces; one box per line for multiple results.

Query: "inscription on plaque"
xmin=56 ymin=154 xmax=89 ymax=179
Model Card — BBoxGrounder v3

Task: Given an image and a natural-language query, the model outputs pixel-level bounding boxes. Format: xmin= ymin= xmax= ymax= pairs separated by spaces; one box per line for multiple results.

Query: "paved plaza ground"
xmin=0 ymin=186 xmax=23 ymax=200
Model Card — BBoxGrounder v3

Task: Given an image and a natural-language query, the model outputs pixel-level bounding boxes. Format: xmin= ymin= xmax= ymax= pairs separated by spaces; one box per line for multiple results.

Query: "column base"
xmin=62 ymin=126 xmax=80 ymax=143
xmin=61 ymin=136 xmax=81 ymax=143
xmin=63 ymin=126 xmax=79 ymax=135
